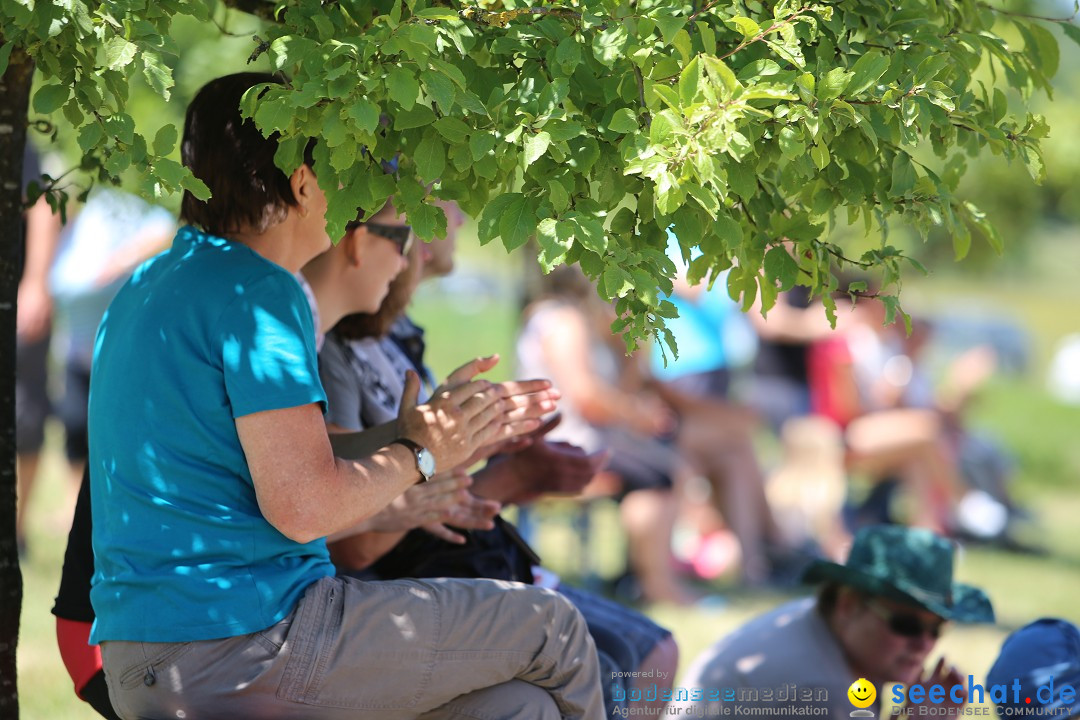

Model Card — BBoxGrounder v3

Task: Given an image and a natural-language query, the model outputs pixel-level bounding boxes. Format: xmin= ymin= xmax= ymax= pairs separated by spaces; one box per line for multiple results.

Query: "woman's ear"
xmin=343 ymin=228 xmax=364 ymax=268
xmin=290 ymin=164 xmax=316 ymax=218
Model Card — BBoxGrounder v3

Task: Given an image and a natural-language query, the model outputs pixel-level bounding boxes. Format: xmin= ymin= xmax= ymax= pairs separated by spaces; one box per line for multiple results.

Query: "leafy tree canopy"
xmin=3 ymin=0 xmax=1078 ymax=351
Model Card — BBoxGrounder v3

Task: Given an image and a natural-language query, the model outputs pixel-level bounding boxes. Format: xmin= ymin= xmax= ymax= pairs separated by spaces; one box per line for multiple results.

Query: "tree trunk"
xmin=0 ymin=46 xmax=34 ymax=719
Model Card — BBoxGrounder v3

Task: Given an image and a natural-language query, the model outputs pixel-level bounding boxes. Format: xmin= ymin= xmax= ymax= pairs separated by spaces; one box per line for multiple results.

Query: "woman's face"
xmin=345 ymin=204 xmax=410 ymax=314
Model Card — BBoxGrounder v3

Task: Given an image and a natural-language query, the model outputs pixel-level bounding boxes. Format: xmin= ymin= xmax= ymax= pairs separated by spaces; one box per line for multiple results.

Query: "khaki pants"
xmin=101 ymin=576 xmax=604 ymax=719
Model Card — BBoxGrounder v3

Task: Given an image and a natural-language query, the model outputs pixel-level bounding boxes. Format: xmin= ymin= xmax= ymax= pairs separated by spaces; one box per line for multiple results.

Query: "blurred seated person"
xmin=306 ymin=204 xmax=678 ymax=715
xmin=808 ymin=294 xmax=965 ymax=533
xmin=648 ymin=234 xmax=804 ymax=585
xmin=517 ymin=264 xmax=699 ymax=605
xmin=988 ymin=618 xmax=1080 ymax=719
xmin=746 ymin=282 xmax=834 ymax=432
xmin=674 ymin=525 xmax=993 ymax=718
xmin=897 ymin=319 xmax=1026 ymax=543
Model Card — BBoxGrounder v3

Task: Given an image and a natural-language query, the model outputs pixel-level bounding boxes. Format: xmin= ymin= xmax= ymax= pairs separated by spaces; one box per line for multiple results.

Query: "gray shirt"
xmin=319 ymin=331 xmax=422 ymax=431
xmin=673 ymin=597 xmax=866 ymax=717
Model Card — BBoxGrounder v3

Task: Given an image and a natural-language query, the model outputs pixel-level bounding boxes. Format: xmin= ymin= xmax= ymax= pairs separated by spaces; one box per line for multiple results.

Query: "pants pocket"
xmin=277 ymin=577 xmax=343 ymax=704
xmin=116 ymin=641 xmax=194 ymax=691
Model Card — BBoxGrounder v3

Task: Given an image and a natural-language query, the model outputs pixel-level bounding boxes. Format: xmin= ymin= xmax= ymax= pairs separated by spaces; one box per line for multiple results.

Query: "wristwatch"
xmin=390 ymin=438 xmax=436 ymax=483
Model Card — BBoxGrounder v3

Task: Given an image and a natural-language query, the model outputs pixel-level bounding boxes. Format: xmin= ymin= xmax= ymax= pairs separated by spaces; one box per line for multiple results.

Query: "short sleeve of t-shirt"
xmin=319 ymin=333 xmax=365 ymax=431
xmin=219 ymin=273 xmax=327 ymax=418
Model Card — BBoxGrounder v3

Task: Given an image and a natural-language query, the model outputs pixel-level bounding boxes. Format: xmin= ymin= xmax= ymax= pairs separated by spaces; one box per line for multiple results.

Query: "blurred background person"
xmin=649 ymin=234 xmax=806 ymax=586
xmin=15 ymin=145 xmax=63 ymax=558
xmin=517 ymin=264 xmax=697 ymax=604
xmin=987 ymin=618 xmax=1080 ymax=719
xmin=807 ymin=293 xmax=966 ymax=533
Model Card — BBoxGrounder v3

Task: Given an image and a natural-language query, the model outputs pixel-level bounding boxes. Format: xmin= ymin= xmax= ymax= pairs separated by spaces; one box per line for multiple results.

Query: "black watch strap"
xmin=390 ymin=437 xmax=423 ymax=455
xmin=389 ymin=438 xmax=430 ymax=483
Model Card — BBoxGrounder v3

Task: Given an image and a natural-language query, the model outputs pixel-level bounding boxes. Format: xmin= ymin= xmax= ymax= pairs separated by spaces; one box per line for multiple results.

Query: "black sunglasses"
xmin=346 ymin=221 xmax=414 ymax=256
xmin=866 ymin=600 xmax=945 ymax=639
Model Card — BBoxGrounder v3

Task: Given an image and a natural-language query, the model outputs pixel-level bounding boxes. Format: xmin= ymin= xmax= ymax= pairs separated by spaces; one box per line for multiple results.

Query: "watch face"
xmin=417 ymin=448 xmax=436 ymax=477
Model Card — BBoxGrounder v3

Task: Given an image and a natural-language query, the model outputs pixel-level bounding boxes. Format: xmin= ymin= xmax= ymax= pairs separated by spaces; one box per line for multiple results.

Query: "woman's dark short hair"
xmin=180 ymin=72 xmax=315 ymax=236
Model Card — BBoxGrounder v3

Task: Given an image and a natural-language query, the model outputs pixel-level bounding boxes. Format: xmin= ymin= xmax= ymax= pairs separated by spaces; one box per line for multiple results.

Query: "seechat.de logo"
xmin=850 ymin=678 xmax=878 ymax=717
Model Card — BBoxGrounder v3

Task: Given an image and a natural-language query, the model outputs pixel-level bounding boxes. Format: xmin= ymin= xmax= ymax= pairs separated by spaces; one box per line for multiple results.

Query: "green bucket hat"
xmin=802 ymin=525 xmax=994 ymax=623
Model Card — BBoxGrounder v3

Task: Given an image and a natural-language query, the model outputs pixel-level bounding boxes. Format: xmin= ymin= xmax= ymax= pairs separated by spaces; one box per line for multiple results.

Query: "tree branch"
xmin=218 ymin=0 xmax=279 ymax=22
xmin=976 ymin=2 xmax=1078 ymax=23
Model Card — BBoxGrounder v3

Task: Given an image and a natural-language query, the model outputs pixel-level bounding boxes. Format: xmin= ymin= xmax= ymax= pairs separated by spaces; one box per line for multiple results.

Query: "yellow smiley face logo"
xmin=848 ymin=678 xmax=877 ymax=708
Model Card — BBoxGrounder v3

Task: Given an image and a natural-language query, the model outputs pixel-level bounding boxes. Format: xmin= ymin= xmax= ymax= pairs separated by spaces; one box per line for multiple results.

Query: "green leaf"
xmin=913 ymin=54 xmax=950 ymax=86
xmin=726 ymin=16 xmax=761 ymax=40
xmin=408 ymin=201 xmax=445 ymax=241
xmin=152 ymin=124 xmax=178 ymax=156
xmin=500 ymin=194 xmax=537 ymax=251
xmin=523 ymin=131 xmax=551 ymax=167
xmin=845 ymin=51 xmax=890 ymax=96
xmin=105 ymin=36 xmax=137 ymax=69
xmin=573 ymin=216 xmax=608 ymax=255
xmin=434 ymin=117 xmax=471 ymax=143
xmin=727 ymin=160 xmax=756 ymax=200
xmin=964 ymin=201 xmax=1004 ymax=255
xmin=415 ymin=7 xmax=459 ymax=20
xmin=420 ymin=69 xmax=456 ymax=114
xmin=685 ymin=183 xmax=720 ymax=216
xmin=556 ymin=36 xmax=582 ymax=71
xmin=889 ymin=152 xmax=917 ymax=197
xmin=592 ymin=24 xmax=628 ymax=66
xmin=818 ymin=67 xmax=853 ymax=102
xmin=414 ymin=132 xmax=446 ymax=182
xmin=702 ymin=56 xmax=737 ymax=97
xmin=33 ymin=84 xmax=70 ymax=113
xmin=181 ymin=173 xmax=211 ymax=201
xmin=142 ymin=53 xmax=174 ymax=99
xmin=738 ymin=59 xmax=782 ymax=81
xmin=603 ymin=265 xmax=634 ymax=297
xmin=549 ymin=178 xmax=570 ymax=212
xmin=387 ymin=66 xmax=420 ymax=110
xmin=1062 ymin=23 xmax=1080 ymax=50
xmin=608 ymin=108 xmax=638 ymax=134
xmin=608 ymin=207 xmax=636 ymax=235
xmin=78 ymin=123 xmax=104 ymax=153
xmin=713 ymin=212 xmax=744 ymax=249
xmin=253 ymin=96 xmax=293 ymax=133
xmin=778 ymin=126 xmax=805 ymax=159
xmin=470 ymin=132 xmax=497 ymax=160
xmin=0 ymin=43 xmax=13 ymax=77
xmin=764 ymin=246 xmax=800 ymax=291
xmin=536 ymin=218 xmax=569 ymax=271
xmin=348 ymin=98 xmax=381 ymax=135
xmin=478 ymin=193 xmax=523 ymax=245
xmin=1020 ymin=22 xmax=1060 ymax=78
xmin=393 ymin=106 xmax=437 ymax=130
xmin=679 ymin=56 xmax=701 ymax=106
xmin=810 ymin=142 xmax=830 ymax=170
xmin=656 ymin=14 xmax=687 ymax=46
xmin=1020 ymin=144 xmax=1045 ymax=184
xmin=153 ymin=157 xmax=187 ymax=190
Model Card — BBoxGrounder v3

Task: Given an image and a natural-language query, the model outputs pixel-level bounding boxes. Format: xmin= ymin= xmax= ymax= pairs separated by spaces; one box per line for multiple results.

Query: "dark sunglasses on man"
xmin=346 ymin=220 xmax=414 ymax=256
xmin=866 ymin=600 xmax=946 ymax=640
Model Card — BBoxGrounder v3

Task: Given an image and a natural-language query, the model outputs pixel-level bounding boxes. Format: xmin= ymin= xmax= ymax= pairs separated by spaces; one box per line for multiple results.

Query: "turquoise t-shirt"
xmin=651 ymin=230 xmax=738 ymax=380
xmin=88 ymin=225 xmax=334 ymax=643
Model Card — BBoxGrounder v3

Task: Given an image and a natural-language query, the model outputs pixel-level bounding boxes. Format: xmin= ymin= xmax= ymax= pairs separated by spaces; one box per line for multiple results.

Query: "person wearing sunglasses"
xmin=674 ymin=525 xmax=994 ymax=718
xmin=86 ymin=72 xmax=605 ymax=720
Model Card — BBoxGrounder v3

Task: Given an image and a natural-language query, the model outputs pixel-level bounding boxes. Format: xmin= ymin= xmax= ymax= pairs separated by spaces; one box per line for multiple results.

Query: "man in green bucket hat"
xmin=673 ymin=525 xmax=993 ymax=718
